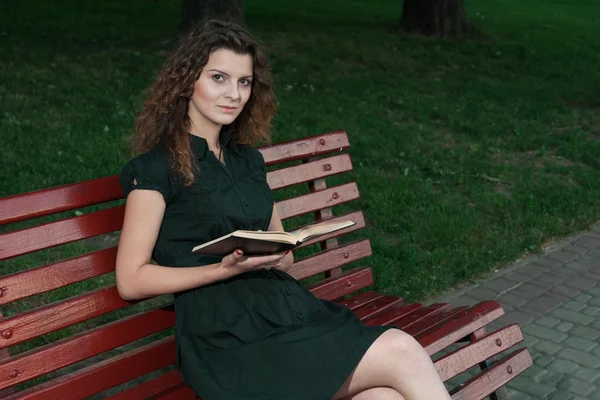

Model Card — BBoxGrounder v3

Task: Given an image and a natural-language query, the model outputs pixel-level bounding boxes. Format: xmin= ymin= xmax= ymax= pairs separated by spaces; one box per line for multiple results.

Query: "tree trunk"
xmin=400 ymin=0 xmax=471 ymax=37
xmin=180 ymin=0 xmax=244 ymax=36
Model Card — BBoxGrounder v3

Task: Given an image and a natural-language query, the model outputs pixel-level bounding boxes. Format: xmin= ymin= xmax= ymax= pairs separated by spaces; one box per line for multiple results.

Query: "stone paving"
xmin=435 ymin=223 xmax=600 ymax=399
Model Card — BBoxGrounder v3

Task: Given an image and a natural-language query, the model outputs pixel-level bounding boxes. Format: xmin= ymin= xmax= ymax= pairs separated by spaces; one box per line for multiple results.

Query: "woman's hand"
xmin=220 ymin=249 xmax=288 ymax=276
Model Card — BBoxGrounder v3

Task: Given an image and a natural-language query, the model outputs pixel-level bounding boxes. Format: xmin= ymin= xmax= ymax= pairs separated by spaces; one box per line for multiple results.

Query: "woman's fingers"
xmin=222 ymin=251 xmax=286 ymax=271
xmin=222 ymin=249 xmax=246 ymax=266
xmin=240 ymin=254 xmax=283 ymax=269
xmin=245 ymin=253 xmax=284 ymax=264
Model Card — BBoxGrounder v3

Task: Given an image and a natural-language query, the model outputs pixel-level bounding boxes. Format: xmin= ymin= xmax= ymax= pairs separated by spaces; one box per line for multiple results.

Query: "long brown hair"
xmin=132 ymin=20 xmax=276 ymax=185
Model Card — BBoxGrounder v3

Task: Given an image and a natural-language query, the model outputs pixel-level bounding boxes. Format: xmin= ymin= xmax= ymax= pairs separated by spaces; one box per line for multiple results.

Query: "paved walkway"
xmin=435 ymin=223 xmax=600 ymax=399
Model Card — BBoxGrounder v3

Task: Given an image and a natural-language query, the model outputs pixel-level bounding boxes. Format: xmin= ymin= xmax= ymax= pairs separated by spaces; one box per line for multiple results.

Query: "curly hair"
xmin=131 ymin=20 xmax=276 ymax=185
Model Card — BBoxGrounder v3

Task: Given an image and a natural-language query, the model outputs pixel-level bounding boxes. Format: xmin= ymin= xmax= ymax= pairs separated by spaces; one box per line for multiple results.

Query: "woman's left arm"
xmin=268 ymin=204 xmax=294 ymax=272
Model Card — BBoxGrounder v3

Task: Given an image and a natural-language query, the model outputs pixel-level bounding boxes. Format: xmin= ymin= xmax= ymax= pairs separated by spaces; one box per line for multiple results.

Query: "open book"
xmin=192 ymin=220 xmax=356 ymax=256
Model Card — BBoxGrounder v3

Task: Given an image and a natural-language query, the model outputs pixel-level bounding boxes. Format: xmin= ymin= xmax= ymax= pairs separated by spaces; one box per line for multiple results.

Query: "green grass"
xmin=2 ymin=0 xmax=600 ymax=309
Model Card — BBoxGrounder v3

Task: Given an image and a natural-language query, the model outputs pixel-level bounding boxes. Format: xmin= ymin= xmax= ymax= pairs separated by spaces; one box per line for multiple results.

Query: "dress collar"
xmin=189 ymin=127 xmax=238 ymax=160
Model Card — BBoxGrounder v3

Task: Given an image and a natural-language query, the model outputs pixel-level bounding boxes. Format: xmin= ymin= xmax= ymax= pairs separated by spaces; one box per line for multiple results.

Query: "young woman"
xmin=116 ymin=19 xmax=451 ymax=400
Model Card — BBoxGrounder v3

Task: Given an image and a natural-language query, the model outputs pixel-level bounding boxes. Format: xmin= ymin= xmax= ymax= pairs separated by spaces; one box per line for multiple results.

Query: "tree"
xmin=180 ymin=0 xmax=244 ymax=36
xmin=400 ymin=0 xmax=472 ymax=37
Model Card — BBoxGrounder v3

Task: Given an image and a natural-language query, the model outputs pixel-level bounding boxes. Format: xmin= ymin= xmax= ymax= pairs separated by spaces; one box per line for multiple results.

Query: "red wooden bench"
xmin=0 ymin=131 xmax=532 ymax=399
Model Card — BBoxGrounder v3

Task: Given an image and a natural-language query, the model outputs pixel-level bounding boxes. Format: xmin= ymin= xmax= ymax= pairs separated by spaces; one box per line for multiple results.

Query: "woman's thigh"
xmin=342 ymin=387 xmax=404 ymax=400
xmin=332 ymin=328 xmax=417 ymax=400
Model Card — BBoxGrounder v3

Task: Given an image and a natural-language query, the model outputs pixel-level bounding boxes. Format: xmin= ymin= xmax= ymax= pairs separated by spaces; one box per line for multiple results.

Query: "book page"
xmin=296 ymin=220 xmax=356 ymax=243
xmin=234 ymin=230 xmax=297 ymax=244
xmin=192 ymin=230 xmax=298 ymax=254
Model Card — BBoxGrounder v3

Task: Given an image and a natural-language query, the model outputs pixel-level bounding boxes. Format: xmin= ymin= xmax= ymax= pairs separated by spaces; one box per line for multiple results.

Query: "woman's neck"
xmin=188 ymin=117 xmax=222 ymax=151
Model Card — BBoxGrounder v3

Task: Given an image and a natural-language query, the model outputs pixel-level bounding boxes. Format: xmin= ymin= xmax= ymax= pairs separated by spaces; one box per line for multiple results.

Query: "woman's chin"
xmin=210 ymin=114 xmax=239 ymax=126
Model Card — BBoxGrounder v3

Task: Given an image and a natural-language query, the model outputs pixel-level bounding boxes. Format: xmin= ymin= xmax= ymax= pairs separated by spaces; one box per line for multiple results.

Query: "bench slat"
xmin=338 ymin=292 xmax=385 ymax=310
xmin=289 ymin=239 xmax=371 ymax=281
xmin=449 ymin=348 xmax=532 ymax=400
xmin=0 ymin=207 xmax=124 ymax=261
xmin=352 ymin=296 xmax=404 ymax=320
xmin=403 ymin=306 xmax=469 ymax=337
xmin=276 ymin=183 xmax=359 ymax=221
xmin=107 ymin=370 xmax=182 ymax=400
xmin=266 ymin=154 xmax=352 ymax=190
xmin=417 ymin=301 xmax=505 ymax=355
xmin=305 ymin=267 xmax=373 ymax=301
xmin=0 ymin=286 xmax=131 ymax=349
xmin=393 ymin=303 xmax=451 ymax=330
xmin=364 ymin=303 xmax=423 ymax=326
xmin=0 ymin=305 xmax=175 ymax=390
xmin=151 ymin=384 xmax=197 ymax=400
xmin=0 ymin=176 xmax=122 ymax=226
xmin=1 ymin=337 xmax=175 ymax=400
xmin=0 ymin=247 xmax=117 ymax=306
xmin=259 ymin=131 xmax=349 ymax=166
xmin=107 ymin=370 xmax=193 ymax=400
xmin=435 ymin=324 xmax=524 ymax=382
xmin=369 ymin=304 xmax=440 ymax=330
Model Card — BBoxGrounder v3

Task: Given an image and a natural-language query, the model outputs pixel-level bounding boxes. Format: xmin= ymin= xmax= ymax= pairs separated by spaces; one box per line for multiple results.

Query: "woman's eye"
xmin=212 ymin=75 xmax=224 ymax=82
xmin=240 ymin=79 xmax=251 ymax=86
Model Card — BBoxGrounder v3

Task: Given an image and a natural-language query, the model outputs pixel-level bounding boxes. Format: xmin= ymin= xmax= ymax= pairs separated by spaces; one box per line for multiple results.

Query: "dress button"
xmin=243 ymin=200 xmax=249 ymax=207
xmin=284 ymin=288 xmax=291 ymax=295
xmin=296 ymin=312 xmax=304 ymax=321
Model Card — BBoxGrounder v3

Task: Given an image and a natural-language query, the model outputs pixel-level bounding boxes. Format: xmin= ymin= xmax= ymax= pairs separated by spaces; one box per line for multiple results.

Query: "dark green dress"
xmin=120 ymin=130 xmax=393 ymax=400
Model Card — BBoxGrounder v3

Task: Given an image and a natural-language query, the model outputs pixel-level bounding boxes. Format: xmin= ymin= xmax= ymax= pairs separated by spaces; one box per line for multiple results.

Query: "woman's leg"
xmin=333 ymin=329 xmax=451 ymax=400
xmin=342 ymin=387 xmax=405 ymax=400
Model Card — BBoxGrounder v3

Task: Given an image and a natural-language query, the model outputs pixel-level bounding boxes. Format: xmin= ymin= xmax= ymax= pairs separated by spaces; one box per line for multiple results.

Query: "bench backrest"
xmin=0 ymin=131 xmax=375 ymax=398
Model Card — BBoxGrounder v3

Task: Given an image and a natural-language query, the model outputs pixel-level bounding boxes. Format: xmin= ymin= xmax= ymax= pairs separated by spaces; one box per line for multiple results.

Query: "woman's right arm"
xmin=116 ymin=189 xmax=285 ymax=301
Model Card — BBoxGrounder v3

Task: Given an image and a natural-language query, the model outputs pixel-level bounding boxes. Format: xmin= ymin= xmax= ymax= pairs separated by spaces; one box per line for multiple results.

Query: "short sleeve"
xmin=253 ymin=148 xmax=268 ymax=175
xmin=251 ymin=147 xmax=275 ymax=204
xmin=120 ymin=150 xmax=173 ymax=203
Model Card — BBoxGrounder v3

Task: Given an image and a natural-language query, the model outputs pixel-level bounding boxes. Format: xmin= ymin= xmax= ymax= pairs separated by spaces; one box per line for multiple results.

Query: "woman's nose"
xmin=225 ymin=83 xmax=241 ymax=101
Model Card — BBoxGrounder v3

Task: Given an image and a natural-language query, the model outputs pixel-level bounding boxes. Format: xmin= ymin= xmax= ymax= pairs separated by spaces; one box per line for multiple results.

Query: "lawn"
xmin=2 ymin=0 xmax=600 ymax=306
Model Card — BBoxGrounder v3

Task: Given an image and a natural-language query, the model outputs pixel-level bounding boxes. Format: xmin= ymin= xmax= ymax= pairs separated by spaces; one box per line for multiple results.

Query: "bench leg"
xmin=471 ymin=327 xmax=509 ymax=400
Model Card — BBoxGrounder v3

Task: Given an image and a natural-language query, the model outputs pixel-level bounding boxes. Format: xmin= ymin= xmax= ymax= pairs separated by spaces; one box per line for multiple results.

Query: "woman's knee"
xmin=380 ymin=329 xmax=425 ymax=357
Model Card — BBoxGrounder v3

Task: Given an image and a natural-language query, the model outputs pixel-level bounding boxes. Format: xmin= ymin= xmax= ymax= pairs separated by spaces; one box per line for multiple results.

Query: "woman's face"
xmin=188 ymin=48 xmax=253 ymax=130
